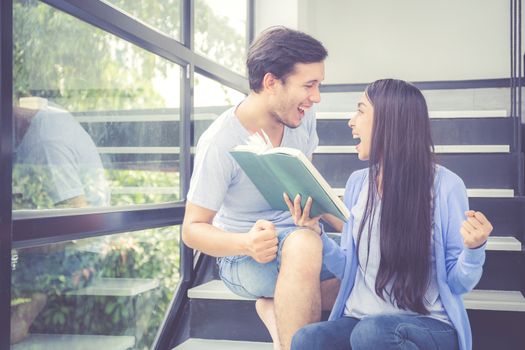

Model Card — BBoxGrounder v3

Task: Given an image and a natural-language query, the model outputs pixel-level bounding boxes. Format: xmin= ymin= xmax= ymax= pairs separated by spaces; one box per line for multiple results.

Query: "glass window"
xmin=194 ymin=0 xmax=247 ymax=76
xmin=193 ymin=73 xmax=245 ymax=145
xmin=11 ymin=226 xmax=180 ymax=349
xmin=13 ymin=1 xmax=182 ymax=210
xmin=104 ymin=0 xmax=182 ymax=40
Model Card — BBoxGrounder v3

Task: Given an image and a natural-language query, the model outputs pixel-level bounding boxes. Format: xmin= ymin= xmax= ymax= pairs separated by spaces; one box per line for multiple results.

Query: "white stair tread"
xmin=316 ymin=110 xmax=508 ymax=119
xmin=12 ymin=334 xmax=135 ymax=350
xmin=67 ymin=277 xmax=159 ymax=296
xmin=190 ymin=281 xmax=525 ymax=312
xmin=465 ymin=189 xmax=514 ymax=198
xmin=174 ymin=338 xmax=272 ymax=350
xmin=326 ymin=233 xmax=522 ymax=252
xmin=333 ymin=188 xmax=514 ymax=198
xmin=485 ymin=236 xmax=522 ymax=251
xmin=189 ymin=280 xmax=251 ymax=301
xmin=315 ymin=145 xmax=510 ymax=154
xmin=463 ymin=290 xmax=525 ymax=312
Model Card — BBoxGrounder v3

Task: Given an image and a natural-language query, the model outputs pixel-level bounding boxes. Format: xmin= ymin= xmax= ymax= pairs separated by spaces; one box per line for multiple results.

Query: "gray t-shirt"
xmin=15 ymin=109 xmax=109 ymax=208
xmin=187 ymin=104 xmax=319 ymax=233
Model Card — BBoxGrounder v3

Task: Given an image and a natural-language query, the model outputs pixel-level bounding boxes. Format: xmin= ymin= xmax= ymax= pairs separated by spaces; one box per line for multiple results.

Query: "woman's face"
xmin=348 ymin=92 xmax=374 ymax=160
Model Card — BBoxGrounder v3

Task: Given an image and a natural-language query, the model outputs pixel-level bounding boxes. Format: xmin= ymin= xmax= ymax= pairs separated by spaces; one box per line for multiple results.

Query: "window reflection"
xmin=13 ymin=1 xmax=182 ymax=210
xmin=13 ymin=98 xmax=110 ymax=209
xmin=11 ymin=226 xmax=180 ymax=349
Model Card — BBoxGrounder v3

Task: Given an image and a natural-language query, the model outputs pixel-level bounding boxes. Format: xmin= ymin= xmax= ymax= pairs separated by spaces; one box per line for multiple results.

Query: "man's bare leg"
xmin=255 ymin=298 xmax=280 ymax=350
xmin=274 ymin=229 xmax=323 ymax=350
xmin=255 ymin=277 xmax=340 ymax=349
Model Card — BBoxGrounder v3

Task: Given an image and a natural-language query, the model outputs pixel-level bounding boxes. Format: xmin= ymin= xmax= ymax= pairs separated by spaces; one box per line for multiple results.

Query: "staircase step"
xmin=333 ymin=188 xmax=515 ymax=198
xmin=465 ymin=189 xmax=515 ymax=198
xmin=316 ymin=110 xmax=508 ymax=119
xmin=485 ymin=236 xmax=522 ymax=251
xmin=464 ymin=290 xmax=525 ymax=312
xmin=66 ymin=277 xmax=159 ymax=297
xmin=174 ymin=338 xmax=272 ymax=350
xmin=189 ymin=280 xmax=250 ymax=301
xmin=315 ymin=145 xmax=510 ymax=154
xmin=317 ymin=118 xmax=514 ymax=147
xmin=12 ymin=334 xmax=135 ymax=350
xmin=314 ymin=153 xmax=520 ymax=190
xmin=189 ymin=280 xmax=525 ymax=312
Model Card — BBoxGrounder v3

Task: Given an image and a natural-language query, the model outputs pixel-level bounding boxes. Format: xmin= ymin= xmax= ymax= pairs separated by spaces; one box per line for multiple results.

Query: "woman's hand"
xmin=283 ymin=193 xmax=322 ymax=234
xmin=461 ymin=210 xmax=493 ymax=249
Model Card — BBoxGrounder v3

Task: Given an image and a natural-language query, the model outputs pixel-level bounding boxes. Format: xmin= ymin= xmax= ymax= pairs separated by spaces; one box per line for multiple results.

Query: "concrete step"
xmin=11 ymin=333 xmax=135 ymax=350
xmin=485 ymin=236 xmax=522 ymax=251
xmin=174 ymin=338 xmax=272 ymax=350
xmin=465 ymin=290 xmax=525 ymax=312
xmin=189 ymin=280 xmax=525 ymax=312
xmin=189 ymin=280 xmax=251 ymax=301
xmin=314 ymin=153 xmax=521 ymax=190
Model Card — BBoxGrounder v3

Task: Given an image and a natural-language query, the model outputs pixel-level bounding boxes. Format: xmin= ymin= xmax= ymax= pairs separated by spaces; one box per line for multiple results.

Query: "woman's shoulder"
xmin=346 ymin=168 xmax=368 ymax=187
xmin=343 ymin=168 xmax=368 ymax=203
xmin=434 ymin=165 xmax=467 ymax=194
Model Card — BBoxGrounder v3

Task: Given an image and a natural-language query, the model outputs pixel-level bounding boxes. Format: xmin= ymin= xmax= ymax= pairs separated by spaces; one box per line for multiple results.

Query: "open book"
xmin=229 ymin=133 xmax=350 ymax=222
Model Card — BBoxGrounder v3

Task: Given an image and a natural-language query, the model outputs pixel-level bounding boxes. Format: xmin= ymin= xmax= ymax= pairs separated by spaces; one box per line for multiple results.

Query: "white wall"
xmin=255 ymin=0 xmax=299 ymax=33
xmin=257 ymin=0 xmax=512 ymax=84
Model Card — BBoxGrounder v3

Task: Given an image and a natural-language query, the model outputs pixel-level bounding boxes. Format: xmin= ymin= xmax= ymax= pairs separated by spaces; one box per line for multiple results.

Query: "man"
xmin=182 ymin=26 xmax=341 ymax=350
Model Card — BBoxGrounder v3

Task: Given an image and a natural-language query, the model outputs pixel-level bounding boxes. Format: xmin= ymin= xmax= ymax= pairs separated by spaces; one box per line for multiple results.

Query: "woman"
xmin=286 ymin=79 xmax=492 ymax=350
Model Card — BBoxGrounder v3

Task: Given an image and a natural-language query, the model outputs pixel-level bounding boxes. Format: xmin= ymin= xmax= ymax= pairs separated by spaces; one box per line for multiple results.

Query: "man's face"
xmin=269 ymin=61 xmax=324 ymax=128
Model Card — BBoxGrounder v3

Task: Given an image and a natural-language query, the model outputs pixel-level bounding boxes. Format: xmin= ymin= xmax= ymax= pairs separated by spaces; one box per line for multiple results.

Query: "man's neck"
xmin=236 ymin=93 xmax=284 ymax=147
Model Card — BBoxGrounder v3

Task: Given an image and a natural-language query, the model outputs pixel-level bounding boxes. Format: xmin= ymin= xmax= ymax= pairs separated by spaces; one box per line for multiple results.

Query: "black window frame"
xmin=1 ymin=0 xmax=254 ymax=347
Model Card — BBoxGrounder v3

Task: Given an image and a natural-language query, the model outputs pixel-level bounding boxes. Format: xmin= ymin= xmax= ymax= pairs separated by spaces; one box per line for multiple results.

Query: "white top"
xmin=344 ymin=181 xmax=451 ymax=325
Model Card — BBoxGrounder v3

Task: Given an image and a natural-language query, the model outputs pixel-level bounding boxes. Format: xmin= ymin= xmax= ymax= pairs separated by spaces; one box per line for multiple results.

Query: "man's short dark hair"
xmin=247 ymin=26 xmax=328 ymax=92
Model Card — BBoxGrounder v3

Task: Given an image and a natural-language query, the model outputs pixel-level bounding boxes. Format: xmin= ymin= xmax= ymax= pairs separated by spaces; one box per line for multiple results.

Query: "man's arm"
xmin=182 ymin=201 xmax=279 ymax=263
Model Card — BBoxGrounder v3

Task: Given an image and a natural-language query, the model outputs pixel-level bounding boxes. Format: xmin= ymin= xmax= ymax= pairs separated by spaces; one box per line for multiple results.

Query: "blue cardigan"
xmin=321 ymin=166 xmax=486 ymax=350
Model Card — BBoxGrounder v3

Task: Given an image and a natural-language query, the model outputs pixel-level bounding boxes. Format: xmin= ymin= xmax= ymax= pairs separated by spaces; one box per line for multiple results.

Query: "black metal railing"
xmin=511 ymin=0 xmax=523 ymax=195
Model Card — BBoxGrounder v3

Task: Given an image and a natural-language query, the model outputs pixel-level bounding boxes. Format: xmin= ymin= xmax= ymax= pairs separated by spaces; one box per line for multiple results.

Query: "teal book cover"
xmin=230 ymin=146 xmax=349 ymax=222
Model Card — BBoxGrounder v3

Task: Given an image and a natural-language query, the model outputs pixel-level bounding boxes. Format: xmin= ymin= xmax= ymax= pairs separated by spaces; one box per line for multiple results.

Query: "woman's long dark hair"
xmin=356 ymin=79 xmax=435 ymax=314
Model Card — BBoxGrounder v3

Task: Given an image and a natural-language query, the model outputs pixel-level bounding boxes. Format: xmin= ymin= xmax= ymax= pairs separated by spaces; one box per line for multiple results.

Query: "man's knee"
xmin=281 ymin=229 xmax=322 ymax=260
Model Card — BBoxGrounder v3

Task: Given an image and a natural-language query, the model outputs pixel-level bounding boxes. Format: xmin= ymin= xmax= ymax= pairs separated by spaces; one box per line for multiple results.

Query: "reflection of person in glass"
xmin=13 ymin=98 xmax=109 ymax=209
xmin=11 ymin=98 xmax=110 ymax=344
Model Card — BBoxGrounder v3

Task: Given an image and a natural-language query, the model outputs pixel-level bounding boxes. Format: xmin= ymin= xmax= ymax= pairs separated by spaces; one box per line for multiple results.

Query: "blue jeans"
xmin=217 ymin=226 xmax=335 ymax=299
xmin=291 ymin=314 xmax=459 ymax=350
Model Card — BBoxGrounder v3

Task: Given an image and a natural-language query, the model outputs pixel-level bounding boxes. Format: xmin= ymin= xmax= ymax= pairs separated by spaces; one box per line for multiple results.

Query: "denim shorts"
xmin=217 ymin=226 xmax=336 ymax=299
